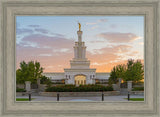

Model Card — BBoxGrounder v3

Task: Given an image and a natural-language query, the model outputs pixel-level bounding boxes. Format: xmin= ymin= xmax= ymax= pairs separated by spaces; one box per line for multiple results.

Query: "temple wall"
xmin=42 ymin=72 xmax=110 ymax=84
xmin=96 ymin=73 xmax=110 ymax=79
xmin=42 ymin=72 xmax=64 ymax=80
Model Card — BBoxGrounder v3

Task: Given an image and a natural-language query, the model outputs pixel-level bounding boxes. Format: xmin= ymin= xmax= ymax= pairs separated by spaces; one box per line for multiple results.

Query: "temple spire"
xmin=73 ymin=24 xmax=87 ymax=59
xmin=77 ymin=23 xmax=82 ymax=42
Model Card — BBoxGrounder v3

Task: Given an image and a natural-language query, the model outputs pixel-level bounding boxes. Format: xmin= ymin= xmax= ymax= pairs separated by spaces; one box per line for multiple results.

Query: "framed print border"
xmin=0 ymin=0 xmax=159 ymax=117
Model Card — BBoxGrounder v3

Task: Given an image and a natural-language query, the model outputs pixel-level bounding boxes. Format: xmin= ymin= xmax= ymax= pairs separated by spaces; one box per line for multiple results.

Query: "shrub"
xmin=45 ymin=84 xmax=113 ymax=92
xmin=132 ymin=87 xmax=144 ymax=91
xmin=16 ymin=88 xmax=26 ymax=92
xmin=52 ymin=82 xmax=65 ymax=84
xmin=40 ymin=76 xmax=52 ymax=88
xmin=132 ymin=81 xmax=144 ymax=86
xmin=95 ymin=82 xmax=108 ymax=84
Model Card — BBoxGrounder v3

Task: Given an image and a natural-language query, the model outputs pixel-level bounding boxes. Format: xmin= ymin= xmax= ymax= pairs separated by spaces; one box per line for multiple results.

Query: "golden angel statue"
xmin=78 ymin=22 xmax=81 ymax=31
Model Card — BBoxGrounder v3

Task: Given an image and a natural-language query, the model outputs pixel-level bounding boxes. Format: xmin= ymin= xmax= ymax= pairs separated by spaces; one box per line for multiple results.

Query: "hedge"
xmin=132 ymin=87 xmax=144 ymax=91
xmin=45 ymin=84 xmax=113 ymax=92
xmin=52 ymin=82 xmax=65 ymax=84
xmin=16 ymin=88 xmax=26 ymax=92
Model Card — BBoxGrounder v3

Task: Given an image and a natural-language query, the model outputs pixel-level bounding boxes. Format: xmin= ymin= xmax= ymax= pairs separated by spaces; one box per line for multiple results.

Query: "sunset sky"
xmin=16 ymin=16 xmax=144 ymax=72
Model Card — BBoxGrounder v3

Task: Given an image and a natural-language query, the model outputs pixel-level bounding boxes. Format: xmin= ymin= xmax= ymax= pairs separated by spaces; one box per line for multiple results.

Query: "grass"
xmin=16 ymin=98 xmax=35 ymax=101
xmin=124 ymin=98 xmax=144 ymax=101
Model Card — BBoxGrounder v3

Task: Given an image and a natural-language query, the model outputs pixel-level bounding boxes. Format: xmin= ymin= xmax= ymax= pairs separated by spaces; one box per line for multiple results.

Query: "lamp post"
xmin=127 ymin=81 xmax=132 ymax=101
xmin=102 ymin=91 xmax=104 ymax=101
xmin=128 ymin=91 xmax=130 ymax=101
xmin=29 ymin=93 xmax=31 ymax=101
xmin=57 ymin=92 xmax=59 ymax=101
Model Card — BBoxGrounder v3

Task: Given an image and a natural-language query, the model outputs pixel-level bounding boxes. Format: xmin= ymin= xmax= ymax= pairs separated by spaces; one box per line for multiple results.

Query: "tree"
xmin=109 ymin=66 xmax=118 ymax=84
xmin=127 ymin=59 xmax=134 ymax=70
xmin=116 ymin=64 xmax=126 ymax=79
xmin=16 ymin=69 xmax=25 ymax=84
xmin=109 ymin=59 xmax=144 ymax=83
xmin=123 ymin=59 xmax=144 ymax=82
xmin=34 ymin=62 xmax=43 ymax=83
xmin=16 ymin=61 xmax=44 ymax=84
xmin=133 ymin=60 xmax=144 ymax=81
xmin=16 ymin=61 xmax=29 ymax=84
xmin=109 ymin=64 xmax=126 ymax=84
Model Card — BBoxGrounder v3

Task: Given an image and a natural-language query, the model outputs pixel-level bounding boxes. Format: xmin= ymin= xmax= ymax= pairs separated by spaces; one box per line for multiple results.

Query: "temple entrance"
xmin=74 ymin=75 xmax=86 ymax=86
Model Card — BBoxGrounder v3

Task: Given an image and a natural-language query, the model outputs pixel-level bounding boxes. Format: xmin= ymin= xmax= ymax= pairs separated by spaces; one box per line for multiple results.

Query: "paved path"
xmin=16 ymin=95 xmax=144 ymax=102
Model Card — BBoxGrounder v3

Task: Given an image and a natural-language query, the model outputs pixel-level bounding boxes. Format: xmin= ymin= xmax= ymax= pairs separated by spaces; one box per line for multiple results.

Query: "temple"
xmin=43 ymin=24 xmax=110 ymax=85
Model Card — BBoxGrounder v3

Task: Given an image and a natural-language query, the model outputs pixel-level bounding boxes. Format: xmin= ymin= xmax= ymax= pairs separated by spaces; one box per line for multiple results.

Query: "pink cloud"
xmin=87 ymin=45 xmax=132 ymax=63
xmin=97 ymin=32 xmax=140 ymax=43
xmin=86 ymin=45 xmax=138 ymax=72
xmin=16 ymin=34 xmax=75 ymax=72
xmin=17 ymin=34 xmax=142 ymax=72
xmin=21 ymin=34 xmax=74 ymax=49
xmin=16 ymin=44 xmax=74 ymax=72
xmin=16 ymin=28 xmax=33 ymax=35
xmin=34 ymin=28 xmax=49 ymax=34
xmin=89 ymin=40 xmax=106 ymax=43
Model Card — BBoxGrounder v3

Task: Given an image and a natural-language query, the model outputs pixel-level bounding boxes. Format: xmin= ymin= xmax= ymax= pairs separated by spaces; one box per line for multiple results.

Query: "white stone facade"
xmin=43 ymin=27 xmax=110 ymax=85
xmin=64 ymin=69 xmax=96 ymax=85
xmin=43 ymin=72 xmax=110 ymax=84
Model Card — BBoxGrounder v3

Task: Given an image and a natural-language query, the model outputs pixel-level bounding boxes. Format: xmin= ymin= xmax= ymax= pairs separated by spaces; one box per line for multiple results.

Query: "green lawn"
xmin=16 ymin=98 xmax=35 ymax=101
xmin=124 ymin=98 xmax=144 ymax=101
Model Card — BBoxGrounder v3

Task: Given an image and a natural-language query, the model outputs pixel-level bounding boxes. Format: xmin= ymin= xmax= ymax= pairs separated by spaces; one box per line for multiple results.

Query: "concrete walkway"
xmin=16 ymin=95 xmax=144 ymax=102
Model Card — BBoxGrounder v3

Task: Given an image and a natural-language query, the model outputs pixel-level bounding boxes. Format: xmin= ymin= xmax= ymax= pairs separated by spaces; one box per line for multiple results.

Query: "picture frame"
xmin=0 ymin=0 xmax=159 ymax=117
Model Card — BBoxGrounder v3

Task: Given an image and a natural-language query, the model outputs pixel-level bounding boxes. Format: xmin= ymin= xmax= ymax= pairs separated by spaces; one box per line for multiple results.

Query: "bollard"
xmin=128 ymin=92 xmax=130 ymax=101
xmin=57 ymin=93 xmax=59 ymax=101
xmin=102 ymin=92 xmax=104 ymax=101
xmin=29 ymin=93 xmax=31 ymax=101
